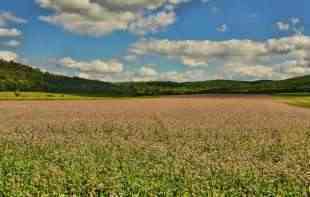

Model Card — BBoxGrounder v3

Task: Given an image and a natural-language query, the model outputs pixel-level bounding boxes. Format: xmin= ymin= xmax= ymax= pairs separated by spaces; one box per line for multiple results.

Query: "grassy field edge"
xmin=273 ymin=93 xmax=310 ymax=108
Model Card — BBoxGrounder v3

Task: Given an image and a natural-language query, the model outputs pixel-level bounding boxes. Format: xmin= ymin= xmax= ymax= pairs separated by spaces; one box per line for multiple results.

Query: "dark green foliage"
xmin=0 ymin=60 xmax=133 ymax=96
xmin=1 ymin=59 xmax=310 ymax=96
xmin=120 ymin=77 xmax=310 ymax=96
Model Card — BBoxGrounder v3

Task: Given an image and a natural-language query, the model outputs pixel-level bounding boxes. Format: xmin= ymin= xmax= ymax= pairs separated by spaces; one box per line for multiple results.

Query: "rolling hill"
xmin=0 ymin=59 xmax=310 ymax=96
xmin=0 ymin=60 xmax=133 ymax=96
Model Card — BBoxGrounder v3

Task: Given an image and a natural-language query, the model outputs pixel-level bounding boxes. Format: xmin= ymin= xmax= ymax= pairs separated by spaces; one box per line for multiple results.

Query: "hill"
xmin=121 ymin=76 xmax=310 ymax=96
xmin=125 ymin=80 xmax=262 ymax=95
xmin=0 ymin=59 xmax=310 ymax=96
xmin=0 ymin=60 xmax=133 ymax=96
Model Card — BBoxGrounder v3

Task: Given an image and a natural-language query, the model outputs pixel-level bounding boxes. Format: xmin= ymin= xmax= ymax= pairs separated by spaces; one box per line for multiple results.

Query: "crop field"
xmin=275 ymin=94 xmax=310 ymax=109
xmin=0 ymin=95 xmax=310 ymax=196
xmin=0 ymin=92 xmax=116 ymax=101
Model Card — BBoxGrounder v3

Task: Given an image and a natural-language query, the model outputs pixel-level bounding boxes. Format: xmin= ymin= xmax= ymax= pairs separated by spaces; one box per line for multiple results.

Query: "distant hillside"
xmin=0 ymin=60 xmax=132 ymax=96
xmin=0 ymin=59 xmax=310 ymax=96
xmin=126 ymin=76 xmax=310 ymax=96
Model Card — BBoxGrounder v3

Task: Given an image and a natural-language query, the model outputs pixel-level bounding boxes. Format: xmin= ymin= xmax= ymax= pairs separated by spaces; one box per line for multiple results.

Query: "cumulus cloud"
xmin=58 ymin=57 xmax=124 ymax=75
xmin=51 ymin=35 xmax=310 ymax=82
xmin=159 ymin=69 xmax=213 ymax=82
xmin=0 ymin=11 xmax=26 ymax=50
xmin=119 ymin=66 xmax=160 ymax=82
xmin=201 ymin=0 xmax=211 ymax=3
xmin=224 ymin=64 xmax=275 ymax=80
xmin=37 ymin=0 xmax=190 ymax=36
xmin=217 ymin=24 xmax=228 ymax=32
xmin=0 ymin=51 xmax=18 ymax=61
xmin=0 ymin=28 xmax=21 ymax=37
xmin=75 ymin=64 xmax=211 ymax=82
xmin=291 ymin=17 xmax=300 ymax=25
xmin=139 ymin=66 xmax=158 ymax=77
xmin=0 ymin=12 xmax=27 ymax=27
xmin=130 ymin=38 xmax=268 ymax=66
xmin=276 ymin=17 xmax=303 ymax=35
xmin=53 ymin=53 xmax=212 ymax=82
xmin=181 ymin=56 xmax=207 ymax=67
xmin=129 ymin=35 xmax=310 ymax=80
xmin=128 ymin=11 xmax=176 ymax=35
xmin=3 ymin=40 xmax=20 ymax=47
xmin=276 ymin=22 xmax=290 ymax=31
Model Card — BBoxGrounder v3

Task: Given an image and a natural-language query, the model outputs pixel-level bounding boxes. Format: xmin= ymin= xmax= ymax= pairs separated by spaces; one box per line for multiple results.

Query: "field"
xmin=275 ymin=93 xmax=310 ymax=108
xmin=0 ymin=95 xmax=310 ymax=196
xmin=0 ymin=92 xmax=119 ymax=101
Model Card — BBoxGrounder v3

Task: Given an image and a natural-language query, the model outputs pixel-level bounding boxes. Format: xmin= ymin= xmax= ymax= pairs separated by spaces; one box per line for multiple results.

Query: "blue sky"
xmin=0 ymin=0 xmax=309 ymax=81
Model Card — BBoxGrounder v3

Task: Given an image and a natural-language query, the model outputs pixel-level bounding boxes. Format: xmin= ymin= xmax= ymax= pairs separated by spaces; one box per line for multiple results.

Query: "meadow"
xmin=0 ymin=95 xmax=309 ymax=196
xmin=0 ymin=92 xmax=117 ymax=101
xmin=275 ymin=93 xmax=310 ymax=108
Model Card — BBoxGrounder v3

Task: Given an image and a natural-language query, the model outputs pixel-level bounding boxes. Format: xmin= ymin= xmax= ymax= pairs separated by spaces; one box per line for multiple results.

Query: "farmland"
xmin=0 ymin=95 xmax=309 ymax=196
xmin=0 ymin=92 xmax=103 ymax=101
xmin=275 ymin=93 xmax=310 ymax=108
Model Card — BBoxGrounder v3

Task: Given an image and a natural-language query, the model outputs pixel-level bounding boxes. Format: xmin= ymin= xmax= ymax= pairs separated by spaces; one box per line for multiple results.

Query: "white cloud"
xmin=75 ymin=65 xmax=211 ymax=82
xmin=0 ymin=28 xmax=21 ymax=37
xmin=128 ymin=11 xmax=176 ymax=35
xmin=159 ymin=69 xmax=213 ymax=82
xmin=0 ymin=12 xmax=27 ymax=27
xmin=181 ymin=56 xmax=207 ymax=67
xmin=47 ymin=35 xmax=310 ymax=82
xmin=291 ymin=17 xmax=300 ymax=25
xmin=129 ymin=35 xmax=310 ymax=80
xmin=58 ymin=57 xmax=124 ymax=74
xmin=139 ymin=66 xmax=158 ymax=77
xmin=3 ymin=40 xmax=20 ymax=47
xmin=201 ymin=0 xmax=211 ymax=3
xmin=52 ymin=54 xmax=210 ymax=82
xmin=276 ymin=18 xmax=303 ymax=35
xmin=39 ymin=11 xmax=133 ymax=37
xmin=0 ymin=12 xmax=25 ymax=49
xmin=0 ymin=51 xmax=18 ymax=61
xmin=125 ymin=66 xmax=160 ymax=81
xmin=36 ymin=0 xmax=190 ymax=36
xmin=69 ymin=61 xmax=160 ymax=82
xmin=224 ymin=64 xmax=275 ymax=80
xmin=130 ymin=38 xmax=268 ymax=66
xmin=276 ymin=22 xmax=290 ymax=31
xmin=217 ymin=24 xmax=228 ymax=32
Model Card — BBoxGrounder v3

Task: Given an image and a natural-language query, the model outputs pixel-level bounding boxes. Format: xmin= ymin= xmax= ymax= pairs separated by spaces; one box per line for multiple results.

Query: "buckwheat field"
xmin=0 ymin=95 xmax=309 ymax=196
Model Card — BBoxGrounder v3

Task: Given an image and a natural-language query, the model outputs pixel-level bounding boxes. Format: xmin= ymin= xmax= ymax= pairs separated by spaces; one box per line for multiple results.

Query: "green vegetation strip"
xmin=0 ymin=92 xmax=85 ymax=100
xmin=274 ymin=93 xmax=310 ymax=108
xmin=0 ymin=92 xmax=126 ymax=101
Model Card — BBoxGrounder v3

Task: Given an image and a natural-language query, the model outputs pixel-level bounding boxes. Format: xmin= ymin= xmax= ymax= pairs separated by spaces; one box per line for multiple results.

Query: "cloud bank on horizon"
xmin=0 ymin=0 xmax=309 ymax=82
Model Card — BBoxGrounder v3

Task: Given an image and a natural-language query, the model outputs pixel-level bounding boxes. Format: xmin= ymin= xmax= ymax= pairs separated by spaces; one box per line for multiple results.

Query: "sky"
xmin=0 ymin=0 xmax=310 ymax=82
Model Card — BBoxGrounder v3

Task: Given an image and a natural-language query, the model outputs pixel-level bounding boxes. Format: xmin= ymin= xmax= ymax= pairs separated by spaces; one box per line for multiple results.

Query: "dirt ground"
xmin=0 ymin=95 xmax=310 ymax=132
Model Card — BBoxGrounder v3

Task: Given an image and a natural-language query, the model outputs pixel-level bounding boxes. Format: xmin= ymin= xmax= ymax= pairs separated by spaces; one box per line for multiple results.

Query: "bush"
xmin=14 ymin=91 xmax=21 ymax=97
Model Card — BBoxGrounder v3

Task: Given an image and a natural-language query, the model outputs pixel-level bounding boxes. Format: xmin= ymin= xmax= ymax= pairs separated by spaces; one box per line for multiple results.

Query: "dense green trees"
xmin=0 ymin=59 xmax=310 ymax=96
xmin=0 ymin=60 xmax=132 ymax=96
